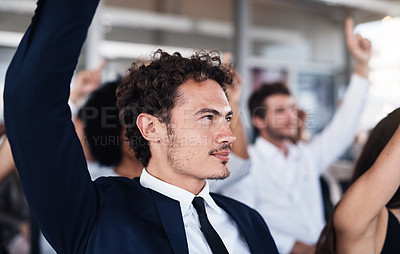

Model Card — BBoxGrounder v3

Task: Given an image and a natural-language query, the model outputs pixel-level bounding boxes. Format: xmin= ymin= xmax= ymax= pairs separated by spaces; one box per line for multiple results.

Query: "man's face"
xmin=163 ymin=79 xmax=236 ymax=181
xmin=260 ymin=94 xmax=298 ymax=140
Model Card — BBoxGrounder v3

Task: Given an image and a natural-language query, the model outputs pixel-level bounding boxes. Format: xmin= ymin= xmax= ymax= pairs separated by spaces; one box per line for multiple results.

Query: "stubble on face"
xmin=262 ymin=95 xmax=298 ymax=141
xmin=264 ymin=124 xmax=291 ymax=141
xmin=166 ymin=126 xmax=231 ymax=181
xmin=207 ymin=142 xmax=231 ymax=180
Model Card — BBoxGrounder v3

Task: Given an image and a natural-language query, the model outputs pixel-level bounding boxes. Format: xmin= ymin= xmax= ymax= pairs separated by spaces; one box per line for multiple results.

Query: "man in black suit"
xmin=4 ymin=0 xmax=278 ymax=253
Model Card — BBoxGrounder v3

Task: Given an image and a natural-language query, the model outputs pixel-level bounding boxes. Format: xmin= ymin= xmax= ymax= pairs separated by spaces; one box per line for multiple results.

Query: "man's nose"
xmin=216 ymin=122 xmax=236 ymax=144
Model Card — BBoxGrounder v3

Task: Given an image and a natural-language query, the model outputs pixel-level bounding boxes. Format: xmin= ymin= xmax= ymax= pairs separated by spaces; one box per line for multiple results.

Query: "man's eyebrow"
xmin=194 ymin=108 xmax=233 ymax=117
xmin=195 ymin=108 xmax=221 ymax=116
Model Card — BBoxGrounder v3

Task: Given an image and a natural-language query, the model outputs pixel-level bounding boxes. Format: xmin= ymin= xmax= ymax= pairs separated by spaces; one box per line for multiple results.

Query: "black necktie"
xmin=192 ymin=196 xmax=229 ymax=254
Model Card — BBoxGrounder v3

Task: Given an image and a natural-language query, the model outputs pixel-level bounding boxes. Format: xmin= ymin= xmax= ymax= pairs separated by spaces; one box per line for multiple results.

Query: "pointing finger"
xmin=345 ymin=17 xmax=355 ymax=46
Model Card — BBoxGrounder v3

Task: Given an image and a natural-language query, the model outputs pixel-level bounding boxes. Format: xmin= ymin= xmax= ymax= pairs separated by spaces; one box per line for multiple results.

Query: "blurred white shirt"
xmin=222 ymin=74 xmax=369 ymax=253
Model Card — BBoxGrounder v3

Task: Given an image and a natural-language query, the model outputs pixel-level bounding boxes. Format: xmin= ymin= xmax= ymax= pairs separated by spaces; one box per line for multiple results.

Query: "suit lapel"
xmin=151 ymin=190 xmax=189 ymax=254
xmin=213 ymin=195 xmax=261 ymax=254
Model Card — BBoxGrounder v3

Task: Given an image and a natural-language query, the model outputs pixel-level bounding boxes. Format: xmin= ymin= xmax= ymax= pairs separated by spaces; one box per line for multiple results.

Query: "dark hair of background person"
xmin=315 ymin=108 xmax=400 ymax=254
xmin=116 ymin=49 xmax=234 ymax=167
xmin=247 ymin=82 xmax=291 ymax=138
xmin=77 ymin=79 xmax=123 ymax=167
xmin=0 ymin=124 xmax=5 ymax=136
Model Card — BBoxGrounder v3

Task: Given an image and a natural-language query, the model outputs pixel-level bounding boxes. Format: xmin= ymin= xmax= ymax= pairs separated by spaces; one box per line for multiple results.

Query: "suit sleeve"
xmin=4 ymin=0 xmax=100 ymax=253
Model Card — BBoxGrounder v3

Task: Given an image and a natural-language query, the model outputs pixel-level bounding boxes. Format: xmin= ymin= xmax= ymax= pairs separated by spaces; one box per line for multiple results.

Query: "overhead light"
xmin=382 ymin=16 xmax=392 ymax=22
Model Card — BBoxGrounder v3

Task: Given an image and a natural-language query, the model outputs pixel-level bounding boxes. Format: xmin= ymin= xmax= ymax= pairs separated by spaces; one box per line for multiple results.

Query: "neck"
xmin=114 ymin=155 xmax=143 ymax=179
xmin=146 ymin=160 xmax=205 ymax=195
xmin=259 ymin=132 xmax=289 ymax=156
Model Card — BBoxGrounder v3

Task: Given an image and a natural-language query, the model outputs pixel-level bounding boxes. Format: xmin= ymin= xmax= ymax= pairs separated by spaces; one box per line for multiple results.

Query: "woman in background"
xmin=316 ymin=108 xmax=400 ymax=254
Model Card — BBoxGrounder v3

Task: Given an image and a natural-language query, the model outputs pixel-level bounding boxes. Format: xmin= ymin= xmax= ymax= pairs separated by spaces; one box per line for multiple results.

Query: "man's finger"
xmin=361 ymin=39 xmax=371 ymax=50
xmin=345 ymin=17 xmax=355 ymax=46
xmin=95 ymin=59 xmax=107 ymax=72
xmin=223 ymin=52 xmax=232 ymax=64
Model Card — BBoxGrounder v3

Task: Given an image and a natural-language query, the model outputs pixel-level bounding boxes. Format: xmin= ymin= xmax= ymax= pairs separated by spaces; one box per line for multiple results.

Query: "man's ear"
xmin=136 ymin=113 xmax=163 ymax=142
xmin=252 ymin=115 xmax=266 ymax=130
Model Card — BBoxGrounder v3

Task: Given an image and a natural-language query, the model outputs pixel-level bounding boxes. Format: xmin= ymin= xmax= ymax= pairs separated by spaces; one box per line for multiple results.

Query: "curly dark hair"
xmin=116 ymin=49 xmax=234 ymax=167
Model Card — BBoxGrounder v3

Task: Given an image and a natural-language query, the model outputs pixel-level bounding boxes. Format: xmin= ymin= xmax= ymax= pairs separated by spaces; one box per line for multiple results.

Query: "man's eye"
xmin=226 ymin=116 xmax=232 ymax=123
xmin=203 ymin=115 xmax=213 ymax=120
xmin=275 ymin=108 xmax=285 ymax=113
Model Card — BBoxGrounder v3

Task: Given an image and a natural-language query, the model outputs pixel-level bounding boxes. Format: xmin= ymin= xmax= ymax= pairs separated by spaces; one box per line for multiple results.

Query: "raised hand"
xmin=222 ymin=52 xmax=242 ymax=104
xmin=70 ymin=60 xmax=106 ymax=104
xmin=345 ymin=18 xmax=371 ymax=77
xmin=221 ymin=52 xmax=248 ymax=159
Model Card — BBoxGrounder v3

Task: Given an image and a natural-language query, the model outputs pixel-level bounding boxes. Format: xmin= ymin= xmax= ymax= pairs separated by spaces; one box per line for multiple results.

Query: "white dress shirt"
xmin=222 ymin=74 xmax=370 ymax=253
xmin=87 ymin=161 xmax=119 ymax=180
xmin=140 ymin=169 xmax=250 ymax=254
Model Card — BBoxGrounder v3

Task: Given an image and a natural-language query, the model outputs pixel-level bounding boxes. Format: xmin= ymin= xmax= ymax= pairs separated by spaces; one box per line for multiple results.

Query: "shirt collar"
xmin=140 ymin=169 xmax=221 ymax=215
xmin=254 ymin=136 xmax=282 ymax=155
xmin=254 ymin=136 xmax=299 ymax=157
xmin=197 ymin=183 xmax=221 ymax=215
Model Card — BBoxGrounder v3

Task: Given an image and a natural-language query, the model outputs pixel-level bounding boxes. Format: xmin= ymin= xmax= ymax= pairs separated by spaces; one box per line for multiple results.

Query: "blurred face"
xmin=164 ymin=79 xmax=236 ymax=181
xmin=260 ymin=94 xmax=298 ymax=140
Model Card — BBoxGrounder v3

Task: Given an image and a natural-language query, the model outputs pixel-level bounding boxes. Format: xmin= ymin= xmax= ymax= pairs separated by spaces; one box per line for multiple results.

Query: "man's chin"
xmin=282 ymin=130 xmax=297 ymax=140
xmin=207 ymin=167 xmax=230 ymax=180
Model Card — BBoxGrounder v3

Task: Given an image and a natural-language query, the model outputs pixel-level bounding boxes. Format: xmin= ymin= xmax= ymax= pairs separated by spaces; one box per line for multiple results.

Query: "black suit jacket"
xmin=4 ymin=0 xmax=278 ymax=253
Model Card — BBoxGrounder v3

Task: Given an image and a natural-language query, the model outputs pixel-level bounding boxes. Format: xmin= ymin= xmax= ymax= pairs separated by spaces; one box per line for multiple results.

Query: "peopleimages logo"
xmin=83 ymin=134 xmax=229 ymax=147
xmin=78 ymin=105 xmax=321 ymax=130
xmin=304 ymin=107 xmax=318 ymax=129
xmin=83 ymin=135 xmax=122 ymax=146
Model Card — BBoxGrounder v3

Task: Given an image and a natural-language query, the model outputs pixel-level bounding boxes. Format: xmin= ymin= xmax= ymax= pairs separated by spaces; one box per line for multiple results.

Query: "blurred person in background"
xmin=316 ymin=108 xmax=400 ymax=254
xmin=0 ymin=133 xmax=30 ymax=254
xmin=221 ymin=17 xmax=371 ymax=254
xmin=77 ymin=78 xmax=142 ymax=180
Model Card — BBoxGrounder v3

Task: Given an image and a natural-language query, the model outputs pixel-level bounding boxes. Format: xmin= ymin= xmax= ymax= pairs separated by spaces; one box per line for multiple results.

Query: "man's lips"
xmin=210 ymin=151 xmax=230 ymax=161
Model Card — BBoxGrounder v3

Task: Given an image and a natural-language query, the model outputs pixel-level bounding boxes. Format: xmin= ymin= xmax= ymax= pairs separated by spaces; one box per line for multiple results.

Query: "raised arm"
xmin=208 ymin=55 xmax=251 ymax=193
xmin=307 ymin=17 xmax=371 ymax=173
xmin=227 ymin=68 xmax=249 ymax=160
xmin=219 ymin=52 xmax=249 ymax=159
xmin=4 ymin=0 xmax=100 ymax=252
xmin=345 ymin=18 xmax=370 ymax=78
xmin=334 ymin=124 xmax=400 ymax=253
